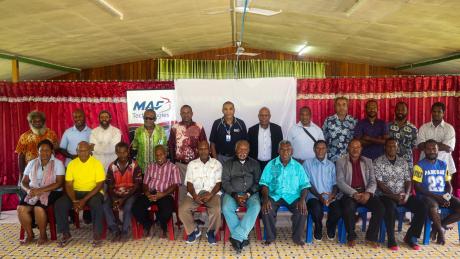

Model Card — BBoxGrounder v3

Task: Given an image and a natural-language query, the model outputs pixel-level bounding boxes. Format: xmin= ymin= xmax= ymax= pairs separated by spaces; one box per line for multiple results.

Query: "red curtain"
xmin=0 ymin=81 xmax=173 ymax=210
xmin=297 ymin=76 xmax=460 ymax=196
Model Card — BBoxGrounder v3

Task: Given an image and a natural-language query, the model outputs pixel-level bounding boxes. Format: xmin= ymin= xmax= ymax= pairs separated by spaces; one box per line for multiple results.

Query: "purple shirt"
xmin=354 ymin=118 xmax=387 ymax=160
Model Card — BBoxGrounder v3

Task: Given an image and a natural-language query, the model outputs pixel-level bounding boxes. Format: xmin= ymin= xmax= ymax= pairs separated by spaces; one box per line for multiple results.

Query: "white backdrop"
xmin=174 ymin=78 xmax=297 ymax=139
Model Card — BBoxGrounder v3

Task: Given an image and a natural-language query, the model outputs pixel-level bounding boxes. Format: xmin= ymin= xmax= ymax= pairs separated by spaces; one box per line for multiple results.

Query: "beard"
xmin=426 ymin=153 xmax=437 ymax=160
xmin=30 ymin=125 xmax=46 ymax=135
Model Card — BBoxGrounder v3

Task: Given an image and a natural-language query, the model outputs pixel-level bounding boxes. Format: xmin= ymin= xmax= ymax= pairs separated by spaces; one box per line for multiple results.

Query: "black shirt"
xmin=209 ymin=117 xmax=247 ymax=156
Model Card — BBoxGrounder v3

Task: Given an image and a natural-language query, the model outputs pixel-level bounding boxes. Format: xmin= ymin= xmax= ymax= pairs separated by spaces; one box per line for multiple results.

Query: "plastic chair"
xmin=222 ymin=206 xmax=262 ymax=243
xmin=182 ymin=204 xmax=221 ymax=241
xmin=422 ymin=207 xmax=460 ymax=245
xmin=337 ymin=206 xmax=368 ymax=244
xmin=135 ymin=204 xmax=175 ymax=240
xmin=306 ymin=205 xmax=329 ymax=243
xmin=378 ymin=206 xmax=408 ymax=243
xmin=74 ymin=206 xmax=107 ymax=239
xmin=19 ymin=205 xmax=57 ymax=241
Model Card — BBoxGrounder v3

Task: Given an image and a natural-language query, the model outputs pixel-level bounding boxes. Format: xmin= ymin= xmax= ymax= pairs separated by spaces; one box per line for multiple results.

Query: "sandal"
xmin=92 ymin=239 xmax=103 ymax=247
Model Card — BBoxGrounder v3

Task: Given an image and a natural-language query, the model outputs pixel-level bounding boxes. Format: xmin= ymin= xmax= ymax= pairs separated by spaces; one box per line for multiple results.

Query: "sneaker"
xmin=314 ymin=228 xmax=323 ymax=241
xmin=326 ymin=230 xmax=335 ymax=240
xmin=241 ymin=239 xmax=250 ymax=248
xmin=206 ymin=230 xmax=217 ymax=245
xmin=186 ymin=228 xmax=201 ymax=244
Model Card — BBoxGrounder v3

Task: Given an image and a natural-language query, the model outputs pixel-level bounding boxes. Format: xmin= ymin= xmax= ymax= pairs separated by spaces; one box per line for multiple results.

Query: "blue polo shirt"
xmin=303 ymin=157 xmax=336 ymax=200
xmin=209 ymin=117 xmax=247 ymax=156
xmin=259 ymin=156 xmax=311 ymax=204
xmin=60 ymin=125 xmax=92 ymax=166
xmin=354 ymin=118 xmax=388 ymax=160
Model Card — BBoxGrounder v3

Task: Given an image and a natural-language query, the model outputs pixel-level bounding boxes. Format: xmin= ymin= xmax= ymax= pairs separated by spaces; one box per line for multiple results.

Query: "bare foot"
xmin=436 ymin=228 xmax=446 ymax=245
xmin=20 ymin=236 xmax=34 ymax=245
xmin=37 ymin=237 xmax=48 ymax=246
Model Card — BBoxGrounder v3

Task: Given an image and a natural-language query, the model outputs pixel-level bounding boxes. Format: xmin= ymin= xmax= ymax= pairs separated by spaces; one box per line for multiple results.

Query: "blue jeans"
xmin=103 ymin=195 xmax=136 ymax=234
xmin=222 ymin=193 xmax=261 ymax=242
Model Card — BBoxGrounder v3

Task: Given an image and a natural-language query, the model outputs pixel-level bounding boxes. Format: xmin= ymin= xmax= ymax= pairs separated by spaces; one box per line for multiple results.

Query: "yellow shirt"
xmin=66 ymin=156 xmax=106 ymax=192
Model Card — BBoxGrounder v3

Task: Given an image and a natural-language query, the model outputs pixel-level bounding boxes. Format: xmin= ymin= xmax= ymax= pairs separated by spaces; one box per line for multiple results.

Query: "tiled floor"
xmin=0 ymin=211 xmax=459 ymax=259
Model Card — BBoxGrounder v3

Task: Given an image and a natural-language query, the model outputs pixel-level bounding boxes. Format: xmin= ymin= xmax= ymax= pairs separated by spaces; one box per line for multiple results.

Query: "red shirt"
xmin=350 ymin=158 xmax=365 ymax=190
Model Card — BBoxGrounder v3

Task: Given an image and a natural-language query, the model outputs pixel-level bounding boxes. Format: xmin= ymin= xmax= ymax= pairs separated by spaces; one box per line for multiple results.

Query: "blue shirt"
xmin=303 ymin=158 xmax=336 ymax=200
xmin=354 ymin=118 xmax=387 ymax=160
xmin=413 ymin=158 xmax=451 ymax=196
xmin=322 ymin=114 xmax=357 ymax=162
xmin=23 ymin=155 xmax=65 ymax=191
xmin=259 ymin=156 xmax=311 ymax=204
xmin=60 ymin=125 xmax=92 ymax=166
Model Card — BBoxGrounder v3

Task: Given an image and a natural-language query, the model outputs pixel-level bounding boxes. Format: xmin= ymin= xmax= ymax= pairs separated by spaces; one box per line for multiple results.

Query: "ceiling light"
xmin=161 ymin=46 xmax=173 ymax=57
xmin=297 ymin=43 xmax=311 ymax=56
xmin=94 ymin=0 xmax=124 ymax=20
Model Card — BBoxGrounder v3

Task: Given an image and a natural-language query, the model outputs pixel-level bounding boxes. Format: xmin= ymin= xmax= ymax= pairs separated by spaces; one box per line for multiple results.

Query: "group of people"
xmin=14 ymin=98 xmax=460 ymax=253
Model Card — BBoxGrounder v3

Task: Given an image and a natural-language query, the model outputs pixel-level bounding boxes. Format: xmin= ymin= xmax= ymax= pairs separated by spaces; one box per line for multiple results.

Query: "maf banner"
xmin=126 ymin=89 xmax=177 ymax=137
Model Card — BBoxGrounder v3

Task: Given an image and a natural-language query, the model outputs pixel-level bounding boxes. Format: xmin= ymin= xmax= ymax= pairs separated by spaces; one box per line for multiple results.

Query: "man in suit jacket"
xmin=248 ymin=107 xmax=283 ymax=170
xmin=336 ymin=139 xmax=384 ymax=248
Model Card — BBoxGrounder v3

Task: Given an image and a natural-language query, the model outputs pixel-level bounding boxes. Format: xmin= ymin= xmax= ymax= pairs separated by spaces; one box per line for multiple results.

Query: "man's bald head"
xmin=258 ymin=107 xmax=271 ymax=128
xmin=77 ymin=141 xmax=92 ymax=162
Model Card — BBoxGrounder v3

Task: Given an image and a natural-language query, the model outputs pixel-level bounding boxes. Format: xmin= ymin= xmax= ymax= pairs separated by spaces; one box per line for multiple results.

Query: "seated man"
xmin=131 ymin=145 xmax=181 ymax=237
xmin=179 ymin=141 xmax=222 ymax=245
xmin=375 ymin=138 xmax=427 ymax=250
xmin=54 ymin=141 xmax=105 ymax=247
xmin=260 ymin=140 xmax=310 ymax=246
xmin=336 ymin=139 xmax=384 ymax=248
xmin=413 ymin=139 xmax=460 ymax=245
xmin=303 ymin=140 xmax=341 ymax=241
xmin=103 ymin=142 xmax=142 ymax=242
xmin=222 ymin=140 xmax=261 ymax=253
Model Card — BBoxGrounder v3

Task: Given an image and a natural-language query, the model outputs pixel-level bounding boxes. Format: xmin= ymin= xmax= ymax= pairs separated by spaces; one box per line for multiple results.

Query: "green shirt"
xmin=132 ymin=125 xmax=167 ymax=173
xmin=259 ymin=156 xmax=311 ymax=204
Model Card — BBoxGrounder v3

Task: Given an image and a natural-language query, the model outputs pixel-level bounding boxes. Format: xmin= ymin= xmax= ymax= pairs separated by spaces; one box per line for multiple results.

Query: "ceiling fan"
xmin=203 ymin=0 xmax=282 ymax=16
xmin=217 ymin=41 xmax=260 ymax=57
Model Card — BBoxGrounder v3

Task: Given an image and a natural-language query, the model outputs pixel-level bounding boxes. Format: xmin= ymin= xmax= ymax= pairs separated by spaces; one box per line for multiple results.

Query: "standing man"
xmin=247 ymin=107 xmax=283 ymax=170
xmin=303 ymin=140 xmax=341 ymax=241
xmin=287 ymin=106 xmax=324 ymax=164
xmin=374 ymin=138 xmax=427 ymax=250
xmin=417 ymin=102 xmax=456 ymax=176
xmin=322 ymin=97 xmax=357 ymax=162
xmin=260 ymin=140 xmax=310 ymax=246
xmin=59 ymin=109 xmax=92 ymax=166
xmin=131 ymin=109 xmax=167 ymax=173
xmin=354 ymin=99 xmax=388 ymax=160
xmin=90 ymin=110 xmax=122 ymax=172
xmin=336 ymin=139 xmax=384 ymax=248
xmin=16 ymin=110 xmax=58 ymax=181
xmin=168 ymin=105 xmax=207 ymax=201
xmin=209 ymin=101 xmax=247 ymax=164
xmin=387 ymin=102 xmax=417 ymax=169
xmin=222 ymin=140 xmax=261 ymax=253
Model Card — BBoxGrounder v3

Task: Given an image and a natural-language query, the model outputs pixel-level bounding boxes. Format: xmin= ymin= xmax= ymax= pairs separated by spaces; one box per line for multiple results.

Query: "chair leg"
xmin=101 ymin=218 xmax=107 ymax=240
xmin=379 ymin=220 xmax=386 ymax=243
xmin=47 ymin=206 xmax=57 ymax=240
xmin=423 ymin=218 xmax=431 ymax=245
xmin=223 ymin=219 xmax=229 ymax=243
xmin=167 ymin=217 xmax=175 ymax=240
xmin=306 ymin=214 xmax=313 ymax=243
xmin=337 ymin=218 xmax=346 ymax=244
xmin=457 ymin=221 xmax=460 ymax=243
xmin=255 ymin=217 xmax=262 ymax=240
xmin=397 ymin=211 xmax=404 ymax=232
xmin=360 ymin=212 xmax=367 ymax=232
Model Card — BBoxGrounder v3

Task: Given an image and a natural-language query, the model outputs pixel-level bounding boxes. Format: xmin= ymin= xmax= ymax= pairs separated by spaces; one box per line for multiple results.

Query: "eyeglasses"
xmin=144 ymin=117 xmax=156 ymax=121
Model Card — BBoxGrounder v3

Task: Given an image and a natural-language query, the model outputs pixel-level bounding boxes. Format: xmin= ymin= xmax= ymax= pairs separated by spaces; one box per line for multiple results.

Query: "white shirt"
xmin=184 ymin=157 xmax=222 ymax=197
xmin=23 ymin=155 xmax=65 ymax=191
xmin=89 ymin=125 xmax=122 ymax=173
xmin=258 ymin=125 xmax=272 ymax=161
xmin=417 ymin=120 xmax=456 ymax=173
xmin=287 ymin=122 xmax=325 ymax=161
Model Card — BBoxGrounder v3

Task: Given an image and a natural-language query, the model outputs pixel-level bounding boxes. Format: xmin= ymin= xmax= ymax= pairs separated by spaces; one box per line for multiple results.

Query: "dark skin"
xmin=142 ymin=147 xmax=178 ymax=202
xmin=358 ymin=101 xmax=388 ymax=146
xmin=188 ymin=141 xmax=221 ymax=203
xmin=261 ymin=143 xmax=308 ymax=215
xmin=258 ymin=107 xmax=271 ymax=129
xmin=335 ymin=98 xmax=349 ymax=121
xmin=169 ymin=106 xmax=193 ymax=162
xmin=59 ymin=110 xmax=87 ymax=160
xmin=348 ymin=140 xmax=372 ymax=204
xmin=18 ymin=116 xmax=46 ymax=180
xmin=232 ymin=142 xmax=251 ymax=206
xmin=417 ymin=106 xmax=452 ymax=152
xmin=299 ymin=108 xmax=311 ymax=127
xmin=394 ymin=103 xmax=408 ymax=127
xmin=210 ymin=103 xmax=235 ymax=158
xmin=376 ymin=140 xmax=411 ymax=205
xmin=308 ymin=142 xmax=338 ymax=206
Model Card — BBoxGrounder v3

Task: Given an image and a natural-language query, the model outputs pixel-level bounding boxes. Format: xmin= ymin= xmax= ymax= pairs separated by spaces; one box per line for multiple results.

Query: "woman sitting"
xmin=17 ymin=139 xmax=65 ymax=245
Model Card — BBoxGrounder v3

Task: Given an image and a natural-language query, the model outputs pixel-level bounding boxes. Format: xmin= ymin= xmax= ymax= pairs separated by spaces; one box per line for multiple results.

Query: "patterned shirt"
xmin=388 ymin=121 xmax=417 ymax=168
xmin=132 ymin=125 xmax=167 ymax=173
xmin=322 ymin=114 xmax=357 ymax=162
xmin=413 ymin=159 xmax=451 ymax=196
xmin=106 ymin=159 xmax=142 ymax=196
xmin=144 ymin=160 xmax=181 ymax=193
xmin=16 ymin=128 xmax=58 ymax=164
xmin=168 ymin=121 xmax=207 ymax=163
xmin=374 ymin=155 xmax=410 ymax=195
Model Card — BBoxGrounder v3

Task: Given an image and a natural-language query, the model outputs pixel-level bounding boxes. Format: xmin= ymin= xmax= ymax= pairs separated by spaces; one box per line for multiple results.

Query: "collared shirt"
xmin=303 ymin=157 xmax=336 ymax=200
xmin=413 ymin=159 xmax=451 ymax=196
xmin=374 ymin=155 xmax=410 ymax=195
xmin=417 ymin=120 xmax=456 ymax=173
xmin=144 ymin=160 xmax=181 ymax=193
xmin=132 ymin=125 xmax=167 ymax=173
xmin=259 ymin=156 xmax=311 ymax=204
xmin=257 ymin=125 xmax=272 ymax=161
xmin=60 ymin=125 xmax=92 ymax=166
xmin=287 ymin=122 xmax=325 ymax=161
xmin=222 ymin=157 xmax=261 ymax=194
xmin=106 ymin=159 xmax=143 ymax=196
xmin=388 ymin=121 xmax=417 ymax=168
xmin=354 ymin=118 xmax=388 ymax=160
xmin=66 ymin=156 xmax=106 ymax=192
xmin=322 ymin=114 xmax=357 ymax=162
xmin=209 ymin=117 xmax=247 ymax=156
xmin=168 ymin=121 xmax=207 ymax=163
xmin=90 ymin=125 xmax=122 ymax=173
xmin=24 ymin=155 xmax=65 ymax=191
xmin=185 ymin=157 xmax=222 ymax=197
xmin=16 ymin=128 xmax=59 ymax=164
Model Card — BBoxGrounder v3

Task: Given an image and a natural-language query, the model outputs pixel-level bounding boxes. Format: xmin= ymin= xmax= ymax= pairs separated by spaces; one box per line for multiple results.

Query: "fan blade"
xmin=238 ymin=52 xmax=260 ymax=56
xmin=234 ymin=7 xmax=282 ymax=16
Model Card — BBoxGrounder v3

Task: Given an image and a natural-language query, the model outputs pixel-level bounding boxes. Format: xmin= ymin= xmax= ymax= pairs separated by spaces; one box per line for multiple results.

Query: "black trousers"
xmin=131 ymin=194 xmax=174 ymax=231
xmin=380 ymin=196 xmax=427 ymax=247
xmin=340 ymin=195 xmax=385 ymax=242
xmin=306 ymin=198 xmax=341 ymax=236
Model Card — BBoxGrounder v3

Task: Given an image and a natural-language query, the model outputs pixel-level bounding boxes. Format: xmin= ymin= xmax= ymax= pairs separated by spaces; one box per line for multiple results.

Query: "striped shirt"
xmin=144 ymin=160 xmax=181 ymax=193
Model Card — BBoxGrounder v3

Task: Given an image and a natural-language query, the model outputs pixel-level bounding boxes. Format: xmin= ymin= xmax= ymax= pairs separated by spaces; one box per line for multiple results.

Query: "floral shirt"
xmin=374 ymin=155 xmax=410 ymax=195
xmin=322 ymin=114 xmax=357 ymax=162
xmin=16 ymin=128 xmax=58 ymax=164
xmin=388 ymin=121 xmax=417 ymax=168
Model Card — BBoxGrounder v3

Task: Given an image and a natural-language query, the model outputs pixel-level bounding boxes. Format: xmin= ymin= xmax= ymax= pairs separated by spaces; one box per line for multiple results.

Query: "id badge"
xmin=226 ymin=134 xmax=231 ymax=142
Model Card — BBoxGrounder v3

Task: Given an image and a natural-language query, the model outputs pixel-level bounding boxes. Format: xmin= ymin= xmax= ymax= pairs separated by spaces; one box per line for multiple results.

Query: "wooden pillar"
xmin=11 ymin=59 xmax=19 ymax=83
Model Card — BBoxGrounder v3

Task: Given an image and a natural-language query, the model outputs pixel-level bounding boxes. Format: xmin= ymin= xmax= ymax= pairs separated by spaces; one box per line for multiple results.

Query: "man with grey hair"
xmin=16 ymin=110 xmax=58 ymax=181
